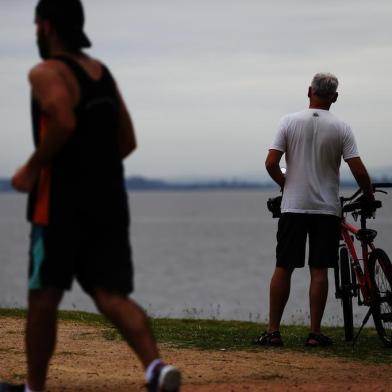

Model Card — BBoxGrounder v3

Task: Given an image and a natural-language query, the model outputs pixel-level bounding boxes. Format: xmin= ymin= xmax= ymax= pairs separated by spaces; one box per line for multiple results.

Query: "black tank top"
xmin=27 ymin=56 xmax=129 ymax=227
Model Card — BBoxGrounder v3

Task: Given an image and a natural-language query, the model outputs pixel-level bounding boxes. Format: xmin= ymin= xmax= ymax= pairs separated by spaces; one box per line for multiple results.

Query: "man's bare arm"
xmin=12 ymin=63 xmax=75 ymax=192
xmin=265 ymin=149 xmax=285 ymax=189
xmin=345 ymin=157 xmax=374 ymax=198
xmin=116 ymin=87 xmax=137 ymax=159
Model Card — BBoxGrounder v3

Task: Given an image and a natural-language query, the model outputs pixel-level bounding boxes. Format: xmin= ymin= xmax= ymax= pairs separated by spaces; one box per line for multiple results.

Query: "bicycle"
xmin=267 ymin=182 xmax=392 ymax=347
xmin=334 ymin=183 xmax=392 ymax=347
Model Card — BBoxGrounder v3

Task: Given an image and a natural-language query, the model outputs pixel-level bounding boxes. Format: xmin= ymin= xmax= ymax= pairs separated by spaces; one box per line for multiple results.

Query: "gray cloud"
xmin=0 ymin=0 xmax=391 ymax=178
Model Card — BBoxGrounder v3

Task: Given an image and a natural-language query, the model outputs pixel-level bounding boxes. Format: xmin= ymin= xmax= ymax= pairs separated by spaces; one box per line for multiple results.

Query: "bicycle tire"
xmin=369 ymin=248 xmax=392 ymax=347
xmin=340 ymin=247 xmax=354 ymax=341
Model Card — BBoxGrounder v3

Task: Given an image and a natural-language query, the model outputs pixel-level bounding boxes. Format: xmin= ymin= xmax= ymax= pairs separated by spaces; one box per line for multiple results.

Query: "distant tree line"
xmin=0 ymin=175 xmax=391 ymax=193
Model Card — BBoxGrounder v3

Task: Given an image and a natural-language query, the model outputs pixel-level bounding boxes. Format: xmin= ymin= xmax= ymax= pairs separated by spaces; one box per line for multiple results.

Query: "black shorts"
xmin=28 ymin=221 xmax=134 ymax=294
xmin=276 ymin=213 xmax=341 ymax=269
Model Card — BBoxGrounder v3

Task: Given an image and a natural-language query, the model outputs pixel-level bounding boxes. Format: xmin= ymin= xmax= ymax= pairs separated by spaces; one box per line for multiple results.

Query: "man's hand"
xmin=357 ymin=193 xmax=378 ymax=218
xmin=11 ymin=164 xmax=39 ymax=193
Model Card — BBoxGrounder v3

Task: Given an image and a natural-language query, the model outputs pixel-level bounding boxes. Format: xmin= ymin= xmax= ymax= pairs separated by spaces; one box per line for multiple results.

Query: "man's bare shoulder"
xmin=28 ymin=61 xmax=64 ymax=87
xmin=28 ymin=60 xmax=75 ymax=107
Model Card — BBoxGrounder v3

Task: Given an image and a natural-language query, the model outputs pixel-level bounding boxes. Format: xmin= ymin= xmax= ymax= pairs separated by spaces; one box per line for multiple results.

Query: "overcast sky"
xmin=1 ymin=0 xmax=391 ymax=180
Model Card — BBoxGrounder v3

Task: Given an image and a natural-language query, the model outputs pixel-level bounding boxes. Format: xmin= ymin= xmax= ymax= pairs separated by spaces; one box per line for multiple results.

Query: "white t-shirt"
xmin=270 ymin=108 xmax=359 ymax=216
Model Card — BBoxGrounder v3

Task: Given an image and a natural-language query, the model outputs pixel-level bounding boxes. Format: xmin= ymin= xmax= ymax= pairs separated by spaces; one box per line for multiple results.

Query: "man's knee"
xmin=28 ymin=288 xmax=63 ymax=313
xmin=93 ymin=289 xmax=127 ymax=314
xmin=310 ymin=267 xmax=328 ymax=284
xmin=273 ymin=266 xmax=294 ymax=281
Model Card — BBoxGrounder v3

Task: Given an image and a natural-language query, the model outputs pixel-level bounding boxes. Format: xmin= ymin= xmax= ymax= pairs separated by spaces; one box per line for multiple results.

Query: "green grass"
xmin=1 ymin=308 xmax=391 ymax=364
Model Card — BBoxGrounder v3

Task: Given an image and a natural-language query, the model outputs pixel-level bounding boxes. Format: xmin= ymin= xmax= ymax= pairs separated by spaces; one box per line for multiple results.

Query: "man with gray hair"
xmin=311 ymin=72 xmax=339 ymax=97
xmin=255 ymin=72 xmax=374 ymax=347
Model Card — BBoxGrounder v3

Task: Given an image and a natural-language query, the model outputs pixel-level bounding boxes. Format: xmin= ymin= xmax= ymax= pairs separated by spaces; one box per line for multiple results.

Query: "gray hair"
xmin=311 ymin=73 xmax=339 ymax=97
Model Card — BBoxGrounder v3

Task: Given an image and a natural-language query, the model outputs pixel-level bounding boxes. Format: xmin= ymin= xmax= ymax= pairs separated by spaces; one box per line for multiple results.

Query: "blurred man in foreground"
xmin=0 ymin=1 xmax=181 ymax=391
xmin=255 ymin=73 xmax=373 ymax=347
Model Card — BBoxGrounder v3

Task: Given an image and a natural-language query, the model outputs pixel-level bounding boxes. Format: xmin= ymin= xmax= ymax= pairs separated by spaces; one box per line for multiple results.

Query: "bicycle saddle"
xmin=355 ymin=229 xmax=378 ymax=243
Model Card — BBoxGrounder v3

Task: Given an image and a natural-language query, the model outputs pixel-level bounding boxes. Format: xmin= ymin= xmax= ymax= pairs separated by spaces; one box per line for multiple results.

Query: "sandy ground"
xmin=0 ymin=317 xmax=391 ymax=392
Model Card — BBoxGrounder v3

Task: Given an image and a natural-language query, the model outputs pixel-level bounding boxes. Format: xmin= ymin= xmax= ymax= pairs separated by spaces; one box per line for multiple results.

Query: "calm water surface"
xmin=1 ymin=190 xmax=391 ymax=326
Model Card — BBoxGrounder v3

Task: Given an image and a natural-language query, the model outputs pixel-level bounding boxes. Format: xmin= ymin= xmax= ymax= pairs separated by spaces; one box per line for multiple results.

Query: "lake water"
xmin=1 ymin=190 xmax=392 ymax=326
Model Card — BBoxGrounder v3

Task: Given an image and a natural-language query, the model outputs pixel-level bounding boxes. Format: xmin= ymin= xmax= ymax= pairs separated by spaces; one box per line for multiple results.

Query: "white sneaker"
xmin=147 ymin=363 xmax=181 ymax=392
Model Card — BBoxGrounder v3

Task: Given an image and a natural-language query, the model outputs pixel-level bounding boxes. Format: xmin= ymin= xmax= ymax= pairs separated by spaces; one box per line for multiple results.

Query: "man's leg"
xmin=92 ymin=289 xmax=159 ymax=368
xmin=26 ymin=288 xmax=64 ymax=391
xmin=268 ymin=266 xmax=294 ymax=332
xmin=309 ymin=267 xmax=328 ymax=334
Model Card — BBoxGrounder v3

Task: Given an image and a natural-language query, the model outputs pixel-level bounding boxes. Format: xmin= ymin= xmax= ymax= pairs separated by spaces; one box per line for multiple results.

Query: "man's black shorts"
xmin=28 ymin=221 xmax=134 ymax=294
xmin=276 ymin=213 xmax=341 ymax=269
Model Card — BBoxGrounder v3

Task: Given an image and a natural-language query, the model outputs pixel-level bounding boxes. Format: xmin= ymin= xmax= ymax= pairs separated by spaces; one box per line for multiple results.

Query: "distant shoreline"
xmin=0 ymin=176 xmax=379 ymax=193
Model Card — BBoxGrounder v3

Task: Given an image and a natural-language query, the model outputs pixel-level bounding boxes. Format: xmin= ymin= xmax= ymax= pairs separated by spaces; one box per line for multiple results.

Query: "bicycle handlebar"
xmin=266 ymin=183 xmax=391 ymax=219
xmin=340 ymin=183 xmax=392 ymax=217
xmin=341 ymin=182 xmax=392 ymax=203
xmin=342 ymin=199 xmax=382 ymax=213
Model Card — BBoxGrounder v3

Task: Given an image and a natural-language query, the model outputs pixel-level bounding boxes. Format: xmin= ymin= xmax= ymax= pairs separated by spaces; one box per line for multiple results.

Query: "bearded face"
xmin=35 ymin=18 xmax=50 ymax=59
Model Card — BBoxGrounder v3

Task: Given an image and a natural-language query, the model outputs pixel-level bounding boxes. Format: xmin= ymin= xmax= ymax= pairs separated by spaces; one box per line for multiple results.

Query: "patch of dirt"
xmin=0 ymin=318 xmax=391 ymax=391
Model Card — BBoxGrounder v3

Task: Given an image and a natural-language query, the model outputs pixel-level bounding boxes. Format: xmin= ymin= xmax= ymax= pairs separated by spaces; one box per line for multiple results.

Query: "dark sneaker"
xmin=0 ymin=384 xmax=25 ymax=392
xmin=146 ymin=364 xmax=181 ymax=392
xmin=253 ymin=331 xmax=284 ymax=346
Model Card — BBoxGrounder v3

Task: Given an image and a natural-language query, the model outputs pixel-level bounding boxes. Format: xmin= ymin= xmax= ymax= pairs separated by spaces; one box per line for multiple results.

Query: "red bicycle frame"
xmin=340 ymin=218 xmax=376 ymax=306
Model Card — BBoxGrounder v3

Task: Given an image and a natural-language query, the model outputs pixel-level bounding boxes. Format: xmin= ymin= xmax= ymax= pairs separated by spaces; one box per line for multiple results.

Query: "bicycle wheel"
xmin=340 ymin=247 xmax=354 ymax=341
xmin=369 ymin=248 xmax=392 ymax=347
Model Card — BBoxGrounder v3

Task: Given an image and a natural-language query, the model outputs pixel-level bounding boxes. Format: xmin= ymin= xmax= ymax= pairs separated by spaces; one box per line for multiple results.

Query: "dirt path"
xmin=1 ymin=318 xmax=391 ymax=391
